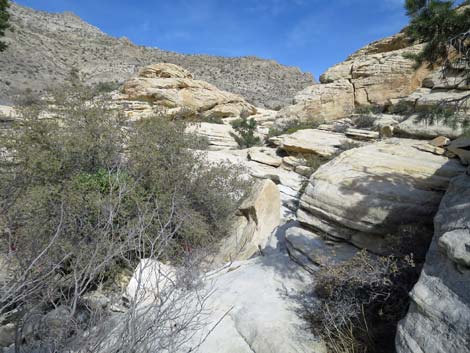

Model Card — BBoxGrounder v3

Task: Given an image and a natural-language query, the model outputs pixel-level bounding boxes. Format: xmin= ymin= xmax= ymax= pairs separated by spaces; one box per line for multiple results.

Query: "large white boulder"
xmin=396 ymin=174 xmax=470 ymax=353
xmin=270 ymin=129 xmax=355 ymax=158
xmin=297 ymin=139 xmax=466 ymax=253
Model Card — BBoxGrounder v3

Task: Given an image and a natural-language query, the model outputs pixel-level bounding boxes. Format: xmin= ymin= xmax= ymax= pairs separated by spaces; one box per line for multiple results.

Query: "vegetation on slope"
xmin=0 ymin=83 xmax=251 ymax=352
xmin=0 ymin=0 xmax=9 ymax=51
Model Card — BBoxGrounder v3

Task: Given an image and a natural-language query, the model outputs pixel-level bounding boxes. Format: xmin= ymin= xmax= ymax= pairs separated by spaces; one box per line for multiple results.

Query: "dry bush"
xmin=301 ymin=250 xmax=419 ymax=353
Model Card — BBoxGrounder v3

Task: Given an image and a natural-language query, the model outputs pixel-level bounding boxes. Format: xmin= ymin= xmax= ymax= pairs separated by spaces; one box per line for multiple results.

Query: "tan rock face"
xmin=186 ymin=122 xmax=238 ymax=150
xmin=321 ymin=44 xmax=429 ymax=106
xmin=347 ymin=32 xmax=412 ymax=60
xmin=120 ymin=63 xmax=257 ymax=119
xmin=297 ymin=139 xmax=466 ymax=254
xmin=138 ymin=63 xmax=193 ymax=79
xmin=276 ymin=79 xmax=355 ymax=122
xmin=270 ymin=129 xmax=355 ymax=158
xmin=216 ymin=179 xmax=281 ymax=263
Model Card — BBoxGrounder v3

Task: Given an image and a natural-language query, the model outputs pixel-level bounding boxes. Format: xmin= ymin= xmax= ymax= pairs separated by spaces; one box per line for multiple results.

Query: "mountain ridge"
xmin=0 ymin=2 xmax=315 ymax=108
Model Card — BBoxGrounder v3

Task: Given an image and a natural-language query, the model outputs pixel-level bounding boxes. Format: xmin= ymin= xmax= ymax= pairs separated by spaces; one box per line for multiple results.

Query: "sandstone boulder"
xmin=447 ymin=137 xmax=470 ymax=165
xmin=396 ymin=114 xmax=465 ymax=139
xmin=297 ymin=139 xmax=466 ymax=253
xmin=125 ymin=259 xmax=176 ymax=307
xmin=247 ymin=147 xmax=282 ymax=167
xmin=138 ymin=63 xmax=193 ymax=79
xmin=396 ymin=174 xmax=470 ymax=353
xmin=120 ymin=63 xmax=257 ymax=120
xmin=276 ymin=79 xmax=354 ymax=122
xmin=206 ymin=150 xmax=306 ymax=220
xmin=285 ymin=225 xmax=359 ymax=271
xmin=186 ymin=122 xmax=238 ymax=150
xmin=269 ymin=129 xmax=355 ymax=158
xmin=216 ymin=179 xmax=281 ymax=263
xmin=321 ymin=44 xmax=428 ymax=107
xmin=348 ymin=32 xmax=411 ymax=58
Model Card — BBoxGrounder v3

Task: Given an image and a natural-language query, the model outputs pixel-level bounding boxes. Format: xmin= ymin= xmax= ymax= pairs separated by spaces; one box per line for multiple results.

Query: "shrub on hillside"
xmin=230 ymin=116 xmax=261 ymax=148
xmin=0 ymin=0 xmax=10 ymax=52
xmin=268 ymin=118 xmax=324 ymax=138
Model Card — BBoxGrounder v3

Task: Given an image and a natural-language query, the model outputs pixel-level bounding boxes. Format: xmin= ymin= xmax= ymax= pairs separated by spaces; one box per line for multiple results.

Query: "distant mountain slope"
xmin=0 ymin=3 xmax=315 ymax=108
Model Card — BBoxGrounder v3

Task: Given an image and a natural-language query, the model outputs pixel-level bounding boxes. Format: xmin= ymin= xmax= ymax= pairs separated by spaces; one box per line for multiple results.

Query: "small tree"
xmin=0 ymin=0 xmax=10 ymax=52
xmin=403 ymin=0 xmax=470 ymax=133
xmin=230 ymin=117 xmax=261 ymax=148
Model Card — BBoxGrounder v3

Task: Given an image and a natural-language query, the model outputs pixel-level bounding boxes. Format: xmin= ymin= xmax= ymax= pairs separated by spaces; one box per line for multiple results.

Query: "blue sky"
xmin=14 ymin=0 xmax=409 ymax=78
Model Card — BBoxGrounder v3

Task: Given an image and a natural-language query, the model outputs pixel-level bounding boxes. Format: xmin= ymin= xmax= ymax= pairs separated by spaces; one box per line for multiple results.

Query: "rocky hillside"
xmin=0 ymin=2 xmax=315 ymax=108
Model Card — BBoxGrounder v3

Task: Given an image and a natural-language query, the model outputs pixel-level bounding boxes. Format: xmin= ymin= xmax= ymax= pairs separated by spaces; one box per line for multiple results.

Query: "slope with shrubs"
xmin=0 ymin=83 xmax=251 ymax=352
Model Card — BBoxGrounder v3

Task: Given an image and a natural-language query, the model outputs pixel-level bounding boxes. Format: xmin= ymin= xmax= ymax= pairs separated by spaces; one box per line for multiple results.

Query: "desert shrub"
xmin=0 ymin=83 xmax=251 ymax=352
xmin=338 ymin=140 xmax=362 ymax=152
xmin=230 ymin=117 xmax=261 ymax=148
xmin=301 ymin=250 xmax=419 ymax=353
xmin=352 ymin=115 xmax=377 ymax=129
xmin=389 ymin=100 xmax=415 ymax=116
xmin=414 ymin=104 xmax=470 ymax=135
xmin=268 ymin=118 xmax=323 ymax=138
xmin=354 ymin=105 xmax=383 ymax=116
xmin=94 ymin=81 xmax=121 ymax=93
xmin=0 ymin=0 xmax=9 ymax=52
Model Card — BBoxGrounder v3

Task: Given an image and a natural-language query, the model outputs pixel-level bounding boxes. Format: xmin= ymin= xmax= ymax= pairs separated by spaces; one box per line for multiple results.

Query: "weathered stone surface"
xmin=276 ymin=80 xmax=355 ymax=122
xmin=0 ymin=323 xmax=15 ymax=348
xmin=120 ymin=64 xmax=257 ymax=119
xmin=347 ymin=32 xmax=412 ymax=60
xmin=216 ymin=180 xmax=281 ymax=263
xmin=430 ymin=136 xmax=450 ymax=147
xmin=396 ymin=174 xmax=470 ymax=353
xmin=120 ymin=253 xmax=325 ymax=353
xmin=447 ymin=138 xmax=470 ymax=165
xmin=270 ymin=129 xmax=354 ymax=158
xmin=286 ymin=225 xmax=358 ymax=270
xmin=186 ymin=122 xmax=238 ymax=150
xmin=138 ymin=63 xmax=193 ymax=79
xmin=0 ymin=106 xmax=17 ymax=119
xmin=188 ymin=255 xmax=325 ymax=353
xmin=206 ymin=150 xmax=306 ymax=220
xmin=413 ymin=143 xmax=446 ymax=156
xmin=321 ymin=44 xmax=428 ymax=106
xmin=396 ymin=115 xmax=464 ymax=139
xmin=247 ymin=147 xmax=282 ymax=167
xmin=422 ymin=67 xmax=470 ymax=90
xmin=125 ymin=259 xmax=176 ymax=307
xmin=345 ymin=128 xmax=379 ymax=140
xmin=297 ymin=139 xmax=466 ymax=253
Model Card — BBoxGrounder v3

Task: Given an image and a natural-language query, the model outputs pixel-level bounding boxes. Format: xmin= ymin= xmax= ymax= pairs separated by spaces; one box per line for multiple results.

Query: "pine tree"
xmin=0 ymin=0 xmax=10 ymax=52
xmin=404 ymin=0 xmax=470 ymax=65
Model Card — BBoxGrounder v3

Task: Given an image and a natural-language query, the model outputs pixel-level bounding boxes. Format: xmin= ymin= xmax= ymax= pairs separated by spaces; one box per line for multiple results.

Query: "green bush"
xmin=230 ymin=117 xmax=262 ymax=148
xmin=0 ymin=83 xmax=251 ymax=351
xmin=405 ymin=0 xmax=470 ymax=66
xmin=268 ymin=118 xmax=323 ymax=138
xmin=0 ymin=0 xmax=10 ymax=52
